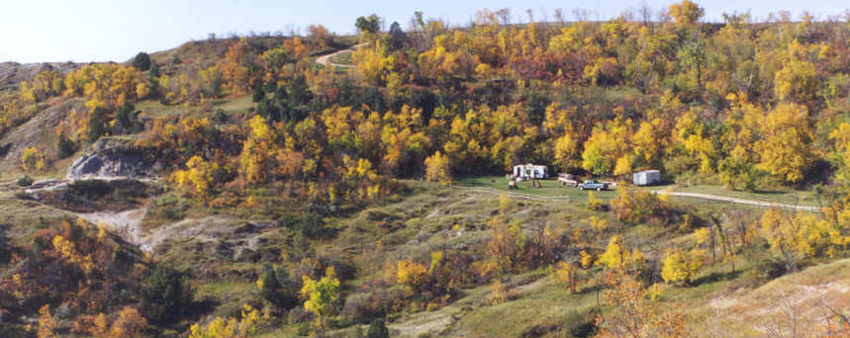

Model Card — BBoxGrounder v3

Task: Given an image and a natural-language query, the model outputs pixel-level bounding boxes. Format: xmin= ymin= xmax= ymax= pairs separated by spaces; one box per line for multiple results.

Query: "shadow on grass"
xmin=692 ymin=269 xmax=744 ymax=286
xmin=186 ymin=298 xmax=219 ymax=319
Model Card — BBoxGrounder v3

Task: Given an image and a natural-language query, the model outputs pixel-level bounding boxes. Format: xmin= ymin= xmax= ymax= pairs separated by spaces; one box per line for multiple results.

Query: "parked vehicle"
xmin=558 ymin=173 xmax=578 ymax=187
xmin=578 ymin=180 xmax=608 ymax=191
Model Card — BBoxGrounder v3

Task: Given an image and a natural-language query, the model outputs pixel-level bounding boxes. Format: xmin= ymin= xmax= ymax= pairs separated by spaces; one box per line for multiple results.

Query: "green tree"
xmin=259 ymin=265 xmax=298 ymax=310
xmin=366 ymin=318 xmax=390 ymax=338
xmin=356 ymin=15 xmax=381 ymax=35
xmin=141 ymin=267 xmax=193 ymax=324
xmin=87 ymin=107 xmax=108 ymax=143
xmin=132 ymin=52 xmax=152 ymax=71
xmin=57 ymin=133 xmax=77 ymax=159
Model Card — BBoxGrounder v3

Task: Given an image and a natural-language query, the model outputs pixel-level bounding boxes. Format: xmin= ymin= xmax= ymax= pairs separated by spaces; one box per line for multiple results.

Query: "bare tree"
xmin=554 ymin=8 xmax=566 ymax=27
xmin=573 ymin=8 xmax=590 ymax=22
xmin=639 ymin=2 xmax=653 ymax=25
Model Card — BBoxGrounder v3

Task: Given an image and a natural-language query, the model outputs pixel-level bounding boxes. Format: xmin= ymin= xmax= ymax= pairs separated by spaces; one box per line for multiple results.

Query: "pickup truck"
xmin=578 ymin=180 xmax=608 ymax=191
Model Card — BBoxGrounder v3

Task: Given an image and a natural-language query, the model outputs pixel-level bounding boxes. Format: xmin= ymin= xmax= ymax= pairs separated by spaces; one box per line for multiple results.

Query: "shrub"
xmin=140 ymin=267 xmax=192 ymax=324
xmin=57 ymin=133 xmax=77 ymax=159
xmin=296 ymin=212 xmax=328 ymax=239
xmin=610 ymin=187 xmax=666 ymax=225
xmin=259 ymin=265 xmax=298 ymax=310
xmin=366 ymin=318 xmax=390 ymax=338
xmin=17 ymin=175 xmax=33 ymax=187
xmin=586 ymin=191 xmax=607 ymax=211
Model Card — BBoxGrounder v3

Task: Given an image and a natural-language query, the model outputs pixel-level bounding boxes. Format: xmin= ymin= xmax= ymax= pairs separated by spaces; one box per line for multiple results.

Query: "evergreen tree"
xmin=366 ymin=318 xmax=389 ymax=338
xmin=132 ymin=52 xmax=152 ymax=71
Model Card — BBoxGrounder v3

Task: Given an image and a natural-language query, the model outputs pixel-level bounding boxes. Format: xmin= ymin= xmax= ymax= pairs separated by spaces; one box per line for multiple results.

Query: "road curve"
xmin=315 ymin=44 xmax=360 ymax=68
xmin=653 ymin=190 xmax=821 ymax=212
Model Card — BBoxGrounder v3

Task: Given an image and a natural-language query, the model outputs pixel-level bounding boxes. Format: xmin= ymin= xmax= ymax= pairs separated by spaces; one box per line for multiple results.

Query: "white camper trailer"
xmin=633 ymin=170 xmax=661 ymax=186
xmin=512 ymin=164 xmax=548 ymax=181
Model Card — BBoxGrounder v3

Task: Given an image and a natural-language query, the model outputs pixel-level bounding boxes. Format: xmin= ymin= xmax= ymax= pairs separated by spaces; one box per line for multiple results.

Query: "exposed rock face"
xmin=67 ymin=148 xmax=156 ymax=180
xmin=1 ymin=98 xmax=86 ymax=163
xmin=0 ymin=62 xmax=80 ymax=90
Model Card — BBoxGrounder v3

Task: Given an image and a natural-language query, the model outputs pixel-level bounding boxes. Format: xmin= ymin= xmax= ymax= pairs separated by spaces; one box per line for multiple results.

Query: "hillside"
xmin=2 ymin=1 xmax=850 ymax=337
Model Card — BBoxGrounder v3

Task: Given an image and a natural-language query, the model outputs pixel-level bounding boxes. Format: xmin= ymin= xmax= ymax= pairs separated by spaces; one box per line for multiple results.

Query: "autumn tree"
xmin=582 ymin=118 xmax=632 ymax=175
xmin=594 ymin=272 xmax=687 ymax=338
xmin=84 ymin=307 xmax=148 ymax=338
xmin=238 ymin=115 xmax=278 ymax=184
xmin=596 ymin=236 xmax=644 ymax=273
xmin=188 ymin=304 xmax=267 ymax=338
xmin=669 ymin=0 xmax=705 ymax=27
xmin=660 ymin=247 xmax=705 ymax=285
xmin=20 ymin=146 xmax=46 ymax=172
xmin=171 ymin=155 xmax=219 ymax=198
xmin=300 ymin=266 xmax=340 ymax=328
xmin=308 ymin=24 xmax=333 ymax=48
xmin=755 ymin=103 xmax=813 ymax=183
xmin=550 ymin=261 xmax=586 ymax=293
xmin=424 ymin=151 xmax=451 ymax=185
xmin=37 ymin=305 xmax=57 ymax=338
xmin=219 ymin=38 xmax=253 ymax=94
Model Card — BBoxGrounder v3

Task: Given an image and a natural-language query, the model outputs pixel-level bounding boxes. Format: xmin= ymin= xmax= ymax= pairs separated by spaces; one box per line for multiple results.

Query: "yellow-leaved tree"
xmin=20 ymin=146 xmax=46 ymax=172
xmin=37 ymin=305 xmax=57 ymax=338
xmin=188 ymin=304 xmax=267 ymax=338
xmin=550 ymin=261 xmax=586 ymax=293
xmin=596 ymin=236 xmax=644 ymax=272
xmin=171 ymin=155 xmax=219 ymax=198
xmin=424 ymin=151 xmax=451 ymax=185
xmin=300 ymin=267 xmax=340 ymax=328
xmin=239 ymin=115 xmax=278 ymax=184
xmin=396 ymin=259 xmax=428 ymax=289
xmin=660 ymin=248 xmax=705 ymax=285
xmin=755 ymin=102 xmax=813 ymax=183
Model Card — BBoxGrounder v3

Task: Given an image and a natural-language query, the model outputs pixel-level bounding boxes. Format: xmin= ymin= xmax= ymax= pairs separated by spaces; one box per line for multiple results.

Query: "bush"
xmin=296 ymin=212 xmax=328 ymax=239
xmin=212 ymin=108 xmax=228 ymax=124
xmin=16 ymin=175 xmax=33 ymax=187
xmin=610 ymin=187 xmax=667 ymax=225
xmin=140 ymin=267 xmax=193 ymax=324
xmin=19 ymin=147 xmax=46 ymax=172
xmin=586 ymin=191 xmax=607 ymax=211
xmin=367 ymin=318 xmax=390 ymax=338
xmin=56 ymin=133 xmax=77 ymax=159
xmin=259 ymin=265 xmax=298 ymax=310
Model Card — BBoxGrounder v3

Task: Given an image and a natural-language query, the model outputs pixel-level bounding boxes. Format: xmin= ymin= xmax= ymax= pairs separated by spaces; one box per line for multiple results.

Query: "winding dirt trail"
xmin=315 ymin=44 xmax=361 ymax=68
xmin=652 ymin=190 xmax=820 ymax=212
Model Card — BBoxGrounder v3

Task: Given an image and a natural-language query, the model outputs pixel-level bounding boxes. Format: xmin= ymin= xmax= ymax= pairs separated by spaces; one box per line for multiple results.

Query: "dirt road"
xmin=315 ymin=44 xmax=360 ymax=68
xmin=653 ymin=190 xmax=820 ymax=212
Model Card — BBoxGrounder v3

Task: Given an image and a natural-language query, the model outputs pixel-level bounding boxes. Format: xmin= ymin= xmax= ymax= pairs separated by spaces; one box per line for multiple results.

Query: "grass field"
xmin=136 ymin=95 xmax=256 ymax=119
xmin=454 ymin=176 xmax=620 ymax=200
xmin=328 ymin=51 xmax=354 ymax=65
xmin=454 ymin=176 xmax=823 ymax=208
